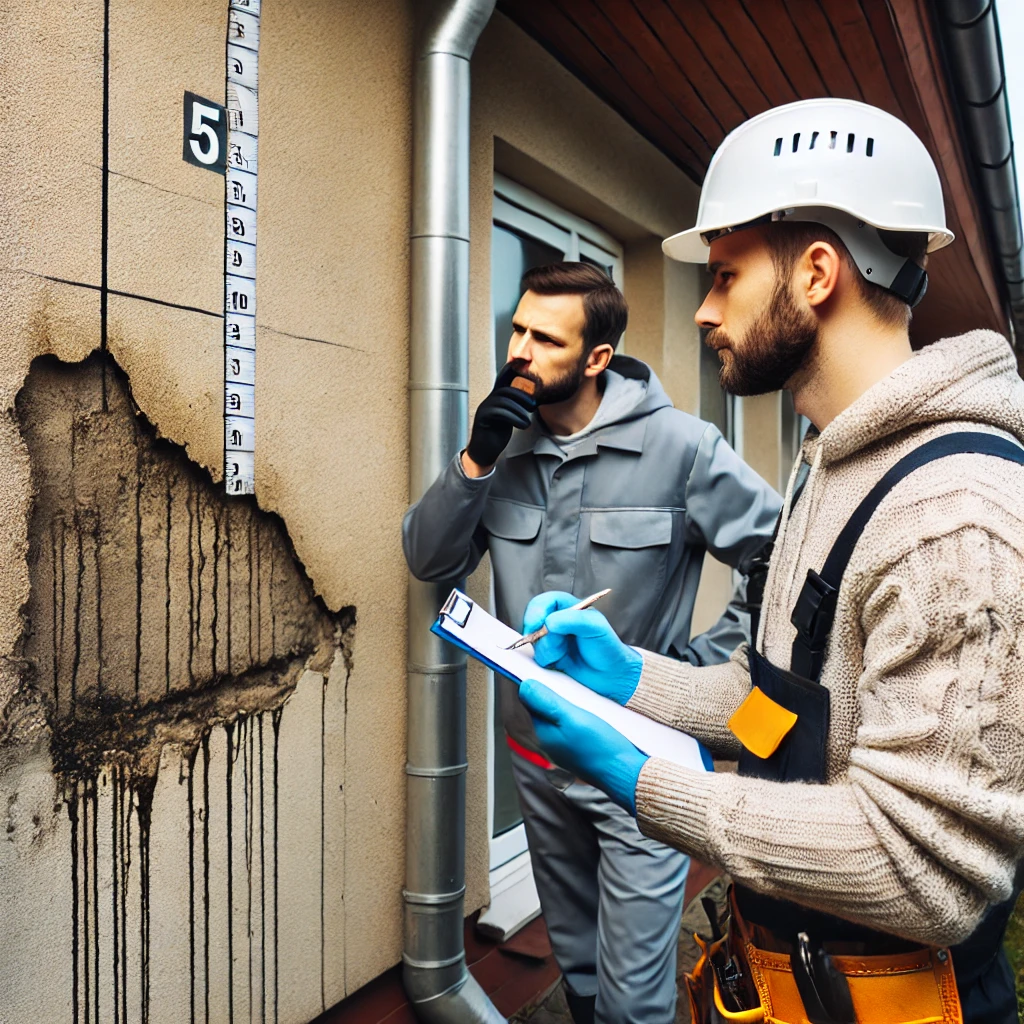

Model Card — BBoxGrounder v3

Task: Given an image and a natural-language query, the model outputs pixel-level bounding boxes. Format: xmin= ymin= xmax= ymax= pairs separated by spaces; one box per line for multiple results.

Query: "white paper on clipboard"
xmin=436 ymin=590 xmax=708 ymax=773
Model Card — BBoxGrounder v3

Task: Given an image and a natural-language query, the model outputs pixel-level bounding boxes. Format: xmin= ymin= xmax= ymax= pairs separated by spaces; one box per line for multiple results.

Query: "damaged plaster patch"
xmin=7 ymin=350 xmax=355 ymax=1021
xmin=16 ymin=350 xmax=353 ymax=781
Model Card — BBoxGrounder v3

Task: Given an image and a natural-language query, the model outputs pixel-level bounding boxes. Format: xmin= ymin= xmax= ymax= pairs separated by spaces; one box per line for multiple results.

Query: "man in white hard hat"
xmin=514 ymin=98 xmax=1024 ymax=1024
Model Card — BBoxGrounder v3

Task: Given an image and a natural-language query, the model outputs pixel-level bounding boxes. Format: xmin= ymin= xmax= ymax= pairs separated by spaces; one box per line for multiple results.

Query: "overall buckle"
xmin=790 ymin=570 xmax=838 ymax=680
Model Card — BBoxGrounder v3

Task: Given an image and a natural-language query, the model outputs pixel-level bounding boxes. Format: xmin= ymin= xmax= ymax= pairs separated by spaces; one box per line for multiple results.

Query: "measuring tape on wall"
xmin=224 ymin=0 xmax=260 ymax=495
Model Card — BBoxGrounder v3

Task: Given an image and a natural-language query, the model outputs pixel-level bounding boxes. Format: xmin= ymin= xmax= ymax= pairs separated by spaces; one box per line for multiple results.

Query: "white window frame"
xmin=480 ymin=178 xmax=624 ymax=938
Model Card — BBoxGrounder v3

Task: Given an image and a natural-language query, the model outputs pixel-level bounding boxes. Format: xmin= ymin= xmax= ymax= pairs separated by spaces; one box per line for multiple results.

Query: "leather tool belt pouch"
xmin=685 ymin=889 xmax=963 ymax=1024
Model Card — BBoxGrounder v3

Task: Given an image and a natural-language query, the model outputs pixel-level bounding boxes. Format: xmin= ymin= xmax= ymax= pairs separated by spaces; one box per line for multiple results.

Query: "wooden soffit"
xmin=497 ymin=0 xmax=1008 ymax=344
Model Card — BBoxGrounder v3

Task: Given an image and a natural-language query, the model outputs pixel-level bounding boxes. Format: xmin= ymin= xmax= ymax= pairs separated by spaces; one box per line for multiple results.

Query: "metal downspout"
xmin=404 ymin=1 xmax=503 ymax=1022
xmin=936 ymin=0 xmax=1024 ymax=340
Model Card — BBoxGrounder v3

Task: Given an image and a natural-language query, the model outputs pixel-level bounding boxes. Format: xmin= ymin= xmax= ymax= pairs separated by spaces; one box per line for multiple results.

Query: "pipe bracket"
xmin=403 ymin=951 xmax=467 ymax=971
xmin=408 ymin=661 xmax=464 ymax=675
xmin=406 ymin=762 xmax=469 ymax=778
xmin=403 ymin=885 xmax=467 ymax=906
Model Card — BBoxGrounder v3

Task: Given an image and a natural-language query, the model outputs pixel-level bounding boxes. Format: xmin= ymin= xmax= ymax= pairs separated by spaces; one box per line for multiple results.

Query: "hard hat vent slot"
xmin=771 ymin=129 xmax=874 ymax=158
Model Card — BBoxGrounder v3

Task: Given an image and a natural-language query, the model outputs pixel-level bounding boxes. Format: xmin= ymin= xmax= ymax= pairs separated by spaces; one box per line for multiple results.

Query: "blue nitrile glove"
xmin=523 ymin=591 xmax=642 ymax=704
xmin=519 ymin=678 xmax=649 ymax=814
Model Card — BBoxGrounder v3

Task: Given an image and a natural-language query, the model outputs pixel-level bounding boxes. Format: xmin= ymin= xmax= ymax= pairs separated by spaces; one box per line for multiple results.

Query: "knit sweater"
xmin=628 ymin=331 xmax=1024 ymax=947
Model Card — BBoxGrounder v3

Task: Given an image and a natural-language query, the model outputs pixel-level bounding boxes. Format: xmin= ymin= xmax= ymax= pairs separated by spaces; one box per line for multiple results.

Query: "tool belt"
xmin=684 ymin=888 xmax=962 ymax=1024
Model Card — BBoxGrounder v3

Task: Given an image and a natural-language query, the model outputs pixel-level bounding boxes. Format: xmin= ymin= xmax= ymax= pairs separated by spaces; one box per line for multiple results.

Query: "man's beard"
xmin=706 ymin=278 xmax=818 ymax=397
xmin=514 ymin=350 xmax=590 ymax=406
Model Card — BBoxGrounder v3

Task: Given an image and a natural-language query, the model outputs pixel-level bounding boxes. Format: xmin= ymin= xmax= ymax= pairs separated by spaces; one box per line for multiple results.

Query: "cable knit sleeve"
xmin=626 ymin=648 xmax=750 ymax=759
xmin=634 ymin=518 xmax=1024 ymax=948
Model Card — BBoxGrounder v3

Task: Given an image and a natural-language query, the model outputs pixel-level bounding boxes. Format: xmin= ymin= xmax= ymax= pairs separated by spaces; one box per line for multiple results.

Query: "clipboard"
xmin=432 ymin=589 xmax=712 ymax=773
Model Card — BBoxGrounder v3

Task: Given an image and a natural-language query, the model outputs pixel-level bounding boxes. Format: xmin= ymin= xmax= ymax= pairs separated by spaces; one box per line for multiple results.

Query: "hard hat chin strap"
xmin=781 ymin=207 xmax=928 ymax=308
xmin=702 ymin=207 xmax=929 ymax=308
xmin=888 ymin=260 xmax=928 ymax=307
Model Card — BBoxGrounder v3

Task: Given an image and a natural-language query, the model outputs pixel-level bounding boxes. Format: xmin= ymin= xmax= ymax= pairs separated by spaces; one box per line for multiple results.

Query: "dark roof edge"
xmin=934 ymin=0 xmax=1024 ymax=344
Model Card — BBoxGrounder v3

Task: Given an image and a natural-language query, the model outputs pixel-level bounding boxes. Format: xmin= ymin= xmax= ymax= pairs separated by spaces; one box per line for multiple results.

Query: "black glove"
xmin=465 ymin=362 xmax=537 ymax=468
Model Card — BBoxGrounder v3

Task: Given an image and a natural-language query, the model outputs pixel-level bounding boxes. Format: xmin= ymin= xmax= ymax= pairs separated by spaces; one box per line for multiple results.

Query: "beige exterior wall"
xmin=1 ymin=1 xmax=414 ymax=1019
xmin=0 ymin=3 xmax=781 ymax=1020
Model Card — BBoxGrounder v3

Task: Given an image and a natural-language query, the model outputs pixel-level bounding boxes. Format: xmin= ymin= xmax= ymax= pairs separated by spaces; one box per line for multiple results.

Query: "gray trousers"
xmin=510 ymin=753 xmax=689 ymax=1024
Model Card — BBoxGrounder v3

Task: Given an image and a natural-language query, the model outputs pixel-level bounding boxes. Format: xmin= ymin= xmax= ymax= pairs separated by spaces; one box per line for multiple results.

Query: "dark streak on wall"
xmin=13 ymin=350 xmax=356 ymax=1023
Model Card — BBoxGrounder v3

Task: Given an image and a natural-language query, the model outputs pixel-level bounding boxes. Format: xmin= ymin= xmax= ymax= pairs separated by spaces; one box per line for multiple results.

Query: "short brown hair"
xmin=762 ymin=222 xmax=929 ymax=329
xmin=521 ymin=262 xmax=628 ymax=352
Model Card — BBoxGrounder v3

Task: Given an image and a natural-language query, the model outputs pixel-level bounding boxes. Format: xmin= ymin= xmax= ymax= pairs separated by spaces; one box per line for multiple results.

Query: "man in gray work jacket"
xmin=403 ymin=262 xmax=780 ymax=1024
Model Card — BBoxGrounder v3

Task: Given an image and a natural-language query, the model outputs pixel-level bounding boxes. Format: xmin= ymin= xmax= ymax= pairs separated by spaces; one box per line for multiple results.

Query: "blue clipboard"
xmin=431 ymin=590 xmax=714 ymax=772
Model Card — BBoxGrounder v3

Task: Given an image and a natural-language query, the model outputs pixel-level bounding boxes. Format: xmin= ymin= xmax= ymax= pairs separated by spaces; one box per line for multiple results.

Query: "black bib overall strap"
xmin=737 ymin=432 xmax=1024 ymax=1023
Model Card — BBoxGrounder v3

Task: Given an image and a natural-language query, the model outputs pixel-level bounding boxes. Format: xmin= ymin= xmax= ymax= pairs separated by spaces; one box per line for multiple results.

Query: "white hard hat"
xmin=663 ymin=98 xmax=954 ymax=306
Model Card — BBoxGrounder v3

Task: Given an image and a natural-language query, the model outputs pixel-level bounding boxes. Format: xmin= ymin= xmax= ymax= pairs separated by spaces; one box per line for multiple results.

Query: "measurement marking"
xmin=224 ymin=0 xmax=260 ymax=496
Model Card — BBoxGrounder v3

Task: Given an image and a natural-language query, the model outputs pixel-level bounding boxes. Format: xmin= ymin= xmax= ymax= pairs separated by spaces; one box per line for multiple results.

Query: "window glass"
xmin=492 ymin=223 xmax=564 ymax=375
xmin=580 ymin=252 xmax=614 ymax=278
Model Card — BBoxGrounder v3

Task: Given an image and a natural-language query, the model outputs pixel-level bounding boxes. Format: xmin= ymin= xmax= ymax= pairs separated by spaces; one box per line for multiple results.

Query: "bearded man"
xmin=517 ymin=100 xmax=1024 ymax=1024
xmin=403 ymin=261 xmax=780 ymax=1024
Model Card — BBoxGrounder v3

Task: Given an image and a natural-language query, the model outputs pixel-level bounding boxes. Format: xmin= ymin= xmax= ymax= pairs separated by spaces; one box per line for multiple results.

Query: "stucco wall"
xmin=0 ymin=1 xmax=414 ymax=1019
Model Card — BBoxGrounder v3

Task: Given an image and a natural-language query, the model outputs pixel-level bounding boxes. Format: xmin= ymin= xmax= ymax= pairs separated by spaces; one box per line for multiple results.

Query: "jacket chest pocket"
xmin=588 ymin=508 xmax=675 ymax=592
xmin=482 ymin=499 xmax=544 ymax=548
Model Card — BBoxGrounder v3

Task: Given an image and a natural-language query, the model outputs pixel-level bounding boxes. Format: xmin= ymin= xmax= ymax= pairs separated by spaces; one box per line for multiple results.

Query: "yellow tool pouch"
xmin=684 ymin=891 xmax=963 ymax=1024
xmin=742 ymin=943 xmax=962 ymax=1024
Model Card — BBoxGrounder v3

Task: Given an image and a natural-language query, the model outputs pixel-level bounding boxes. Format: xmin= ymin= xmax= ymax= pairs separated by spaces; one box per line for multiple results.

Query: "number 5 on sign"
xmin=183 ymin=91 xmax=227 ymax=174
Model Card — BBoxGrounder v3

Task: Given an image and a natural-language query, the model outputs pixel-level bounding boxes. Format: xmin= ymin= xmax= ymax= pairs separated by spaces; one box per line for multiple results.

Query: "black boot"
xmin=564 ymin=987 xmax=596 ymax=1024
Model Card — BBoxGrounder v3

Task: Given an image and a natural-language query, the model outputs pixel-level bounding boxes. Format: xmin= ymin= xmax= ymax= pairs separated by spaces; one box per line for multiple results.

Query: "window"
xmin=477 ymin=178 xmax=623 ymax=939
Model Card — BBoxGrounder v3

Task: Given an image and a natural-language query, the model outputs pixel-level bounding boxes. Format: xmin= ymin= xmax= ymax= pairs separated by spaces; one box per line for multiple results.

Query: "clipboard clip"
xmin=440 ymin=590 xmax=474 ymax=628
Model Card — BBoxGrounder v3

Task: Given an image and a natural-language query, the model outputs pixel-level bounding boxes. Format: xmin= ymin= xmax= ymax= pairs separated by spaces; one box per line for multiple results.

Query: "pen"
xmin=505 ymin=588 xmax=612 ymax=650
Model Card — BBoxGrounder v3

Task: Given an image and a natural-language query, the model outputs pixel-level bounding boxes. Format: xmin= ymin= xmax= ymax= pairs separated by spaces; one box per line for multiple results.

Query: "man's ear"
xmin=802 ymin=241 xmax=842 ymax=309
xmin=585 ymin=343 xmax=615 ymax=376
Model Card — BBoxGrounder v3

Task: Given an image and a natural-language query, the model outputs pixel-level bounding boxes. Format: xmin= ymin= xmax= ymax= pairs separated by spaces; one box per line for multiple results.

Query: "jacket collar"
xmin=505 ymin=413 xmax=648 ymax=459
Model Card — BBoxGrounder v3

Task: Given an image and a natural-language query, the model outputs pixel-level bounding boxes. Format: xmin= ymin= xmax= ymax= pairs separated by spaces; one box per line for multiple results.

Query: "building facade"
xmin=0 ymin=2 xmax=1017 ymax=1023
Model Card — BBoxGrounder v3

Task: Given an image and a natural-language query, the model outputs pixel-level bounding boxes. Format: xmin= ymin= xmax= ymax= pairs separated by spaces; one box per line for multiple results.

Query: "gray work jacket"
xmin=403 ymin=356 xmax=782 ymax=754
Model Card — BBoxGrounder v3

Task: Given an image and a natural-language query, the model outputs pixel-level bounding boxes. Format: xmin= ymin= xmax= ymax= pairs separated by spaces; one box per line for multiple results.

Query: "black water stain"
xmin=211 ymin=506 xmax=220 ymax=682
xmin=71 ymin=508 xmax=84 ymax=716
xmin=135 ymin=446 xmax=143 ymax=700
xmin=119 ymin=769 xmax=129 ymax=1024
xmin=111 ymin=767 xmax=120 ymax=1024
xmin=92 ymin=508 xmax=102 ymax=699
xmin=165 ymin=477 xmax=172 ymax=695
xmin=259 ymin=714 xmax=266 ymax=1024
xmin=225 ymin=721 xmax=235 ymax=1023
xmin=186 ymin=747 xmax=197 ymax=1024
xmin=82 ymin=781 xmax=90 ymax=1023
xmin=321 ymin=671 xmax=327 ymax=1013
xmin=202 ymin=732 xmax=211 ymax=1024
xmin=272 ymin=707 xmax=281 ymax=1024
xmin=69 ymin=785 xmax=79 ymax=1024
xmin=137 ymin=775 xmax=155 ymax=1024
